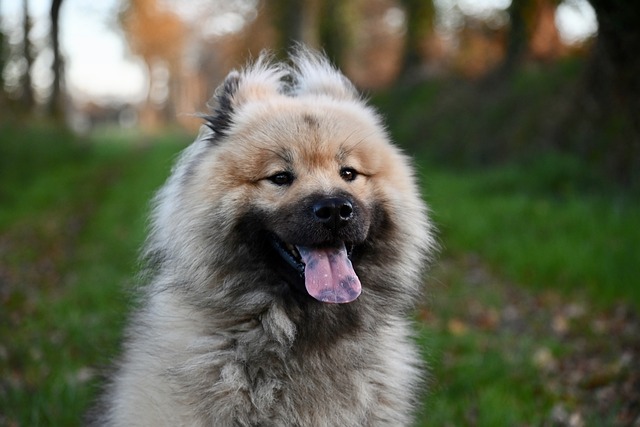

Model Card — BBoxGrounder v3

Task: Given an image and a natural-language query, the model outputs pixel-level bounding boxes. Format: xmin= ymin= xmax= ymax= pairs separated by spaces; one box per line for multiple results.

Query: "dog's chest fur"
xmin=125 ymin=292 xmax=421 ymax=427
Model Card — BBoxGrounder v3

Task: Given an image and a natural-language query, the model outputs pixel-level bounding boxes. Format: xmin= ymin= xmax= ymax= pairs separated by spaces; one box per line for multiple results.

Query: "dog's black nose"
xmin=313 ymin=197 xmax=353 ymax=229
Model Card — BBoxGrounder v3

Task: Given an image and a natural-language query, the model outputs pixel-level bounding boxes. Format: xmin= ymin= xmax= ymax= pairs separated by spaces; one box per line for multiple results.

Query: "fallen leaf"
xmin=448 ymin=318 xmax=468 ymax=336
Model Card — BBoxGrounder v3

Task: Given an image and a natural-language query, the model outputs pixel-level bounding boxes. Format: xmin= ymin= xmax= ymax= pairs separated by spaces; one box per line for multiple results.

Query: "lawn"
xmin=0 ymin=126 xmax=189 ymax=425
xmin=1 ymin=123 xmax=638 ymax=425
xmin=422 ymin=163 xmax=640 ymax=308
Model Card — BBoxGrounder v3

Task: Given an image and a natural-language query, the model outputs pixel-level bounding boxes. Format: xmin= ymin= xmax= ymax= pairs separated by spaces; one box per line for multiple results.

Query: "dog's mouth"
xmin=270 ymin=236 xmax=361 ymax=304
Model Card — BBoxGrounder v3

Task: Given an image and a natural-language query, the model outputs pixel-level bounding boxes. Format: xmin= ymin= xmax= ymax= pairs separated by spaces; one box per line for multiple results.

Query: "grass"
xmin=415 ymin=284 xmax=555 ymax=426
xmin=420 ymin=162 xmax=640 ymax=309
xmin=0 ymin=125 xmax=187 ymax=425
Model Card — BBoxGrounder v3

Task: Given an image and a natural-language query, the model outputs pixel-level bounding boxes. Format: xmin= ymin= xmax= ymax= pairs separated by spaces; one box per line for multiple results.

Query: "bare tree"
xmin=398 ymin=0 xmax=435 ymax=79
xmin=585 ymin=0 xmax=640 ymax=122
xmin=119 ymin=0 xmax=186 ymax=128
xmin=272 ymin=0 xmax=305 ymax=53
xmin=581 ymin=0 xmax=640 ymax=185
xmin=49 ymin=0 xmax=64 ymax=119
xmin=20 ymin=0 xmax=34 ymax=110
xmin=0 ymin=0 xmax=5 ymax=104
xmin=500 ymin=0 xmax=529 ymax=73
xmin=318 ymin=0 xmax=352 ymax=66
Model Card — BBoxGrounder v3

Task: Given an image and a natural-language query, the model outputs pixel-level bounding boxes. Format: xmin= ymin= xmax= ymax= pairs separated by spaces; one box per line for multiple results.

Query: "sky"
xmin=0 ymin=0 xmax=597 ymax=105
xmin=1 ymin=0 xmax=146 ymax=103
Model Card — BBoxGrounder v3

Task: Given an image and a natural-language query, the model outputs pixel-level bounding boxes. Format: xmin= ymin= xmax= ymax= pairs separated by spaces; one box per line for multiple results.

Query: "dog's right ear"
xmin=204 ymin=54 xmax=286 ymax=137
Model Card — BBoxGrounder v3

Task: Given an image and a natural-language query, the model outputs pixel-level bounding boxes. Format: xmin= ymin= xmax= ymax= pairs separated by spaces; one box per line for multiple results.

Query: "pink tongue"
xmin=297 ymin=244 xmax=361 ymax=304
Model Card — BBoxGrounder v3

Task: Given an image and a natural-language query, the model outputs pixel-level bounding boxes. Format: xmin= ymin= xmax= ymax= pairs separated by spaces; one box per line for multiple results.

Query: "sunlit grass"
xmin=0 ymin=127 xmax=186 ymax=425
xmin=421 ymin=163 xmax=640 ymax=309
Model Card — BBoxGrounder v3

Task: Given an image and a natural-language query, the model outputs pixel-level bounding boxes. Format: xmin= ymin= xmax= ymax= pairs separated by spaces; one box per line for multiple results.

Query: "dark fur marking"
xmin=142 ymin=198 xmax=411 ymax=356
xmin=302 ymin=113 xmax=319 ymax=128
xmin=203 ymin=73 xmax=241 ymax=139
xmin=220 ymin=209 xmax=375 ymax=350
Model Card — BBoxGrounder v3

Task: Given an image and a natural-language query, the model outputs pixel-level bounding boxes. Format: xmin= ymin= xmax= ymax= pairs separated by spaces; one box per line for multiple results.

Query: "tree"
xmin=272 ymin=0 xmax=305 ymax=53
xmin=398 ymin=0 xmax=435 ymax=78
xmin=20 ymin=0 xmax=34 ymax=110
xmin=498 ymin=0 xmax=562 ymax=75
xmin=585 ymin=0 xmax=640 ymax=124
xmin=0 ymin=0 xmax=5 ymax=105
xmin=49 ymin=0 xmax=64 ymax=119
xmin=268 ymin=0 xmax=325 ymax=57
xmin=581 ymin=0 xmax=640 ymax=185
xmin=119 ymin=0 xmax=186 ymax=128
xmin=318 ymin=0 xmax=352 ymax=67
xmin=501 ymin=0 xmax=529 ymax=72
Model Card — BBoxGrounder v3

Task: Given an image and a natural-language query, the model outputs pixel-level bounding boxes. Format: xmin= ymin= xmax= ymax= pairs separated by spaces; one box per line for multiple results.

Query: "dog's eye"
xmin=340 ymin=167 xmax=358 ymax=182
xmin=268 ymin=171 xmax=294 ymax=186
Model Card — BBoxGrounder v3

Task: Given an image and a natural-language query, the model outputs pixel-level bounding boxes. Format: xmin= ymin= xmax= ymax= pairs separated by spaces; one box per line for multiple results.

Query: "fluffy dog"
xmin=91 ymin=49 xmax=435 ymax=426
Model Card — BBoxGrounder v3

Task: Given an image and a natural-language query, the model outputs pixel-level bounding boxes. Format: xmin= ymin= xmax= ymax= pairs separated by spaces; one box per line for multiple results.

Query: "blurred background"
xmin=0 ymin=0 xmax=603 ymax=128
xmin=1 ymin=0 xmax=639 ymax=426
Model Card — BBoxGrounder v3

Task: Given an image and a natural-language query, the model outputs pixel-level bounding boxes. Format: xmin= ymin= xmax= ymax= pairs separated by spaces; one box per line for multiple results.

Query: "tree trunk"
xmin=49 ymin=0 xmax=64 ymax=120
xmin=500 ymin=0 xmax=529 ymax=74
xmin=398 ymin=0 xmax=435 ymax=79
xmin=21 ymin=0 xmax=34 ymax=111
xmin=272 ymin=0 xmax=305 ymax=55
xmin=0 ymin=0 xmax=5 ymax=106
xmin=586 ymin=0 xmax=640 ymax=123
xmin=318 ymin=0 xmax=351 ymax=67
xmin=581 ymin=0 xmax=640 ymax=185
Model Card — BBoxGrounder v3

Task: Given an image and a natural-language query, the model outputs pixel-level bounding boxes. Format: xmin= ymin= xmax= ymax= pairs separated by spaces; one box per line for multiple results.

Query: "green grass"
xmin=412 ymin=254 xmax=548 ymax=425
xmin=0 ymin=125 xmax=187 ymax=425
xmin=420 ymin=162 xmax=640 ymax=308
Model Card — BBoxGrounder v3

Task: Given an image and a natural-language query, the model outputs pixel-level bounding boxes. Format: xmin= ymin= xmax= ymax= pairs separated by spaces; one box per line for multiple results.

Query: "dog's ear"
xmin=203 ymin=72 xmax=241 ymax=137
xmin=290 ymin=47 xmax=359 ymax=101
xmin=204 ymin=54 xmax=286 ymax=137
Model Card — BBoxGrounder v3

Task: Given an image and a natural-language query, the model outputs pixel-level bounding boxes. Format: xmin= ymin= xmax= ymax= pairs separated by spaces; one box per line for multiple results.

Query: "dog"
xmin=90 ymin=48 xmax=435 ymax=426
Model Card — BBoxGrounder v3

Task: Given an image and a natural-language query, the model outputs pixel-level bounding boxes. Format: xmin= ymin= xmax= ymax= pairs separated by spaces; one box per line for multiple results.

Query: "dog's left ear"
xmin=205 ymin=54 xmax=286 ymax=137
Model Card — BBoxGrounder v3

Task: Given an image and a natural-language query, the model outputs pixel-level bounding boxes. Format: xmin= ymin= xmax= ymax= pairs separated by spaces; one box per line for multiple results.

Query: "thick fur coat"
xmin=91 ymin=49 xmax=435 ymax=426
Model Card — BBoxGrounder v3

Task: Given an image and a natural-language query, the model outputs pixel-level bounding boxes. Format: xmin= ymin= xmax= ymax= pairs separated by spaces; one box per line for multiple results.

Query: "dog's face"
xmin=218 ymin=99 xmax=398 ymax=303
xmin=162 ymin=52 xmax=431 ymax=308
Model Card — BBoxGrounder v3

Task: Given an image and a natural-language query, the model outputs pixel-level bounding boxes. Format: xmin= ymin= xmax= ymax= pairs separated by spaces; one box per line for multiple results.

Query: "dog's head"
xmin=150 ymin=49 xmax=433 ymax=308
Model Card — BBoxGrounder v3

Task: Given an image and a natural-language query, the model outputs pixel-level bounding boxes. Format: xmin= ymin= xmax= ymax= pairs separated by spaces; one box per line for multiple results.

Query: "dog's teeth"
xmin=286 ymin=243 xmax=301 ymax=259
